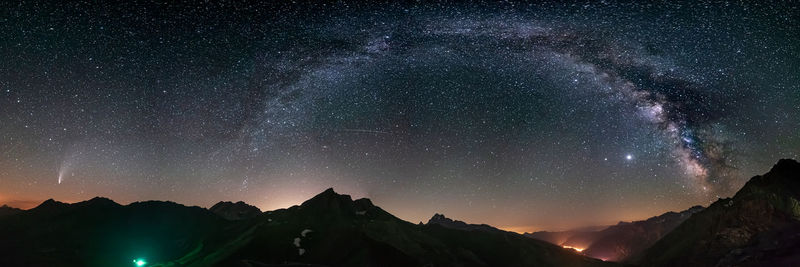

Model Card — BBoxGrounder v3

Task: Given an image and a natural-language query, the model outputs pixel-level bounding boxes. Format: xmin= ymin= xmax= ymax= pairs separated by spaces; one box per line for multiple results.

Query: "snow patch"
xmin=725 ymin=199 xmax=734 ymax=207
xmin=301 ymin=229 xmax=313 ymax=237
xmin=293 ymin=229 xmax=313 ymax=256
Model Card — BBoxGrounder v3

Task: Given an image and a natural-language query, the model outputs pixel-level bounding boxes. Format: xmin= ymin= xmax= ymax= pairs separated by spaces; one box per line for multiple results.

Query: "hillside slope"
xmin=636 ymin=159 xmax=800 ymax=266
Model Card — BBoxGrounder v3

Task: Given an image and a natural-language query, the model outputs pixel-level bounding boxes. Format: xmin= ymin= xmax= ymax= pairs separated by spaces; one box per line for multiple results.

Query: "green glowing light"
xmin=133 ymin=258 xmax=147 ymax=266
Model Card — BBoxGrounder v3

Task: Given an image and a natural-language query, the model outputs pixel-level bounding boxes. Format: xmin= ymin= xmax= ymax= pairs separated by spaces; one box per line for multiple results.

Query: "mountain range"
xmin=0 ymin=159 xmax=798 ymax=266
xmin=525 ymin=205 xmax=704 ymax=262
xmin=635 ymin=158 xmax=800 ymax=266
xmin=0 ymin=189 xmax=614 ymax=267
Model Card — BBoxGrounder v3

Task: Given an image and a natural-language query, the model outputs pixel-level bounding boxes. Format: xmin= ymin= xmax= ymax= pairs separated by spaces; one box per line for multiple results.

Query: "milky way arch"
xmin=228 ymin=16 xmax=740 ymax=197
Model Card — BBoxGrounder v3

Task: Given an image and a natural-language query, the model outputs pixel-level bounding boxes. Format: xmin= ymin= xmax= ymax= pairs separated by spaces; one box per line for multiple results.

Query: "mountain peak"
xmin=30 ymin=198 xmax=70 ymax=214
xmin=89 ymin=196 xmax=113 ymax=202
xmin=296 ymin=188 xmax=388 ymax=220
xmin=36 ymin=198 xmax=65 ymax=208
xmin=302 ymin=188 xmax=353 ymax=207
xmin=209 ymin=200 xmax=261 ymax=220
xmin=770 ymin=158 xmax=800 ymax=174
xmin=321 ymin=187 xmax=336 ymax=195
xmin=736 ymin=158 xmax=800 ymax=199
xmin=78 ymin=197 xmax=119 ymax=207
xmin=428 ymin=213 xmax=454 ymax=224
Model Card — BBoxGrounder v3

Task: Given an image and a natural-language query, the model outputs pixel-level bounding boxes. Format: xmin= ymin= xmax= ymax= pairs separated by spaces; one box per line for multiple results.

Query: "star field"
xmin=1 ymin=1 xmax=798 ymax=231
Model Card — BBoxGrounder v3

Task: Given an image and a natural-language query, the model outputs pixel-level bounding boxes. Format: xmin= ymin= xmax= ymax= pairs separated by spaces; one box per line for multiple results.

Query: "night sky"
xmin=1 ymin=1 xmax=798 ymax=232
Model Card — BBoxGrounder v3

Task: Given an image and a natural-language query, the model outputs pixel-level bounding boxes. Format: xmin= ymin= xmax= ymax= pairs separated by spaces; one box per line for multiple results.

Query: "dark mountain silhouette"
xmin=0 ymin=196 xmax=231 ymax=267
xmin=426 ymin=213 xmax=504 ymax=233
xmin=525 ymin=206 xmax=703 ymax=262
xmin=635 ymin=159 xmax=800 ymax=266
xmin=0 ymin=188 xmax=617 ymax=267
xmin=210 ymin=201 xmax=262 ymax=220
xmin=580 ymin=206 xmax=703 ymax=261
xmin=30 ymin=198 xmax=71 ymax=213
xmin=0 ymin=205 xmax=22 ymax=217
xmin=223 ymin=188 xmax=617 ymax=267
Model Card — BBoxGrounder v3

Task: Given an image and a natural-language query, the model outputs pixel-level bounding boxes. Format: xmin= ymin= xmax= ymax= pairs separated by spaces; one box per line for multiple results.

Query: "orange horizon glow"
xmin=0 ymin=199 xmax=46 ymax=210
xmin=498 ymin=225 xmax=538 ymax=234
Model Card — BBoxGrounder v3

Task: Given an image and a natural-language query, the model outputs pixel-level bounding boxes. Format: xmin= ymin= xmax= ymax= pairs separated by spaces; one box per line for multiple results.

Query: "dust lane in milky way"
xmin=0 ymin=1 xmax=798 ymax=231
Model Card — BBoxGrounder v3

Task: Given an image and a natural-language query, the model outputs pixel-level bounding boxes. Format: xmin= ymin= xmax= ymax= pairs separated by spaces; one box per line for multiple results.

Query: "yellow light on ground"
xmin=562 ymin=245 xmax=584 ymax=252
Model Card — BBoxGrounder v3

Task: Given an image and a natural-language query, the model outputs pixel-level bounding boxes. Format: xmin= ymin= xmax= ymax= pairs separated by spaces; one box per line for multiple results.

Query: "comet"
xmin=56 ymin=146 xmax=81 ymax=185
xmin=57 ymin=164 xmax=68 ymax=184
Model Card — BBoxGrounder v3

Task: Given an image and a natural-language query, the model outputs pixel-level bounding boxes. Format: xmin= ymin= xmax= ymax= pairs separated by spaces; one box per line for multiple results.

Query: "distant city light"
xmin=562 ymin=245 xmax=585 ymax=252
